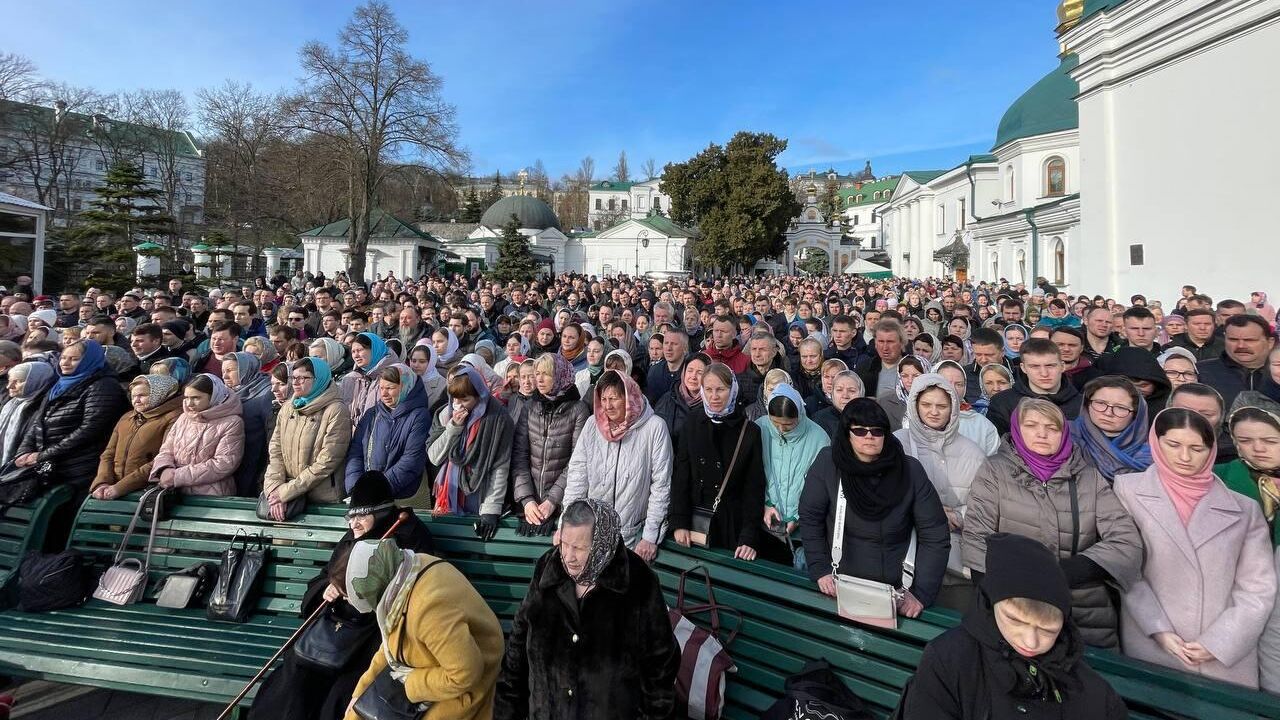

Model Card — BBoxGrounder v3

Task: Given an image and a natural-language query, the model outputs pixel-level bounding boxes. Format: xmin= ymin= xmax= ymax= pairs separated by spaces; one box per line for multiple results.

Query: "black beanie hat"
xmin=981 ymin=533 xmax=1072 ymax=616
xmin=347 ymin=471 xmax=394 ymax=517
xmin=163 ymin=319 xmax=191 ymax=338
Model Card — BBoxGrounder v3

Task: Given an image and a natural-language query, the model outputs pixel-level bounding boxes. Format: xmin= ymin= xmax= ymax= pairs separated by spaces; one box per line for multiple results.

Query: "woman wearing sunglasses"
xmin=964 ymin=397 xmax=1144 ymax=650
xmin=798 ymin=398 xmax=951 ymax=617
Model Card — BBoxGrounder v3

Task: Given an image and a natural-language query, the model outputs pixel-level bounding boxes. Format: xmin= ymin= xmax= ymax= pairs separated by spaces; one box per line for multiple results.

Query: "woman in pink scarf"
xmin=1112 ymin=407 xmax=1276 ymax=687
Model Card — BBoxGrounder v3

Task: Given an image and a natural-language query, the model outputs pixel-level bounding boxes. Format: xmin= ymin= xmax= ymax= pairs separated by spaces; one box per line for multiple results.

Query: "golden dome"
xmin=1056 ymin=0 xmax=1084 ymax=36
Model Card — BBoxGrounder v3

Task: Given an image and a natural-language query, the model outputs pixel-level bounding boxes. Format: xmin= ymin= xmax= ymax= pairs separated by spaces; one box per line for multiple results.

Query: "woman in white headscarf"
xmin=0 ymin=361 xmax=56 ymax=466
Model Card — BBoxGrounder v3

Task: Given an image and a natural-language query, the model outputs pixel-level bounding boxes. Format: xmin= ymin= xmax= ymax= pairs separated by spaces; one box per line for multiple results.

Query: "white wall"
xmin=1070 ymin=0 xmax=1280 ymax=304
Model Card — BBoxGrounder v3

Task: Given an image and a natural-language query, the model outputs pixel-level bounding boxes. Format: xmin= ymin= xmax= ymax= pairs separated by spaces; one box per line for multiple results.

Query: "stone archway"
xmin=790 ymin=237 xmax=838 ymax=274
xmin=797 ymin=247 xmax=831 ymax=275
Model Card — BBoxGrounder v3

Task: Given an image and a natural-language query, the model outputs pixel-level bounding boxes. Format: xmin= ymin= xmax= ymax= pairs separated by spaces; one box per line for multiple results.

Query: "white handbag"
xmin=93 ymin=486 xmax=164 ymax=606
xmin=831 ymin=486 xmax=902 ymax=629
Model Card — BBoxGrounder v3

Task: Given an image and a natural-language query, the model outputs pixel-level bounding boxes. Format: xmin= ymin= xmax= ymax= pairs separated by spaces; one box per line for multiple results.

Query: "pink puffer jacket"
xmin=150 ymin=393 xmax=246 ymax=496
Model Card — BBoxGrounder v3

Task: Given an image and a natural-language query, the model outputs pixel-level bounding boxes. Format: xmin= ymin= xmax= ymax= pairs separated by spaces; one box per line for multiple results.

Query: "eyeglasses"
xmin=1164 ymin=369 xmax=1198 ymax=381
xmin=848 ymin=426 xmax=887 ymax=438
xmin=1089 ymin=399 xmax=1134 ymax=418
xmin=290 ymin=375 xmax=314 ymax=384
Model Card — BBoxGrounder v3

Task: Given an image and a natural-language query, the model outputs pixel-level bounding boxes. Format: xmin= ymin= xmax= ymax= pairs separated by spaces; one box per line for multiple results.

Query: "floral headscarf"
xmin=543 ymin=353 xmax=576 ymax=401
xmin=560 ymin=498 xmax=622 ymax=587
xmin=132 ymin=374 xmax=180 ymax=413
xmin=593 ymin=369 xmax=647 ymax=442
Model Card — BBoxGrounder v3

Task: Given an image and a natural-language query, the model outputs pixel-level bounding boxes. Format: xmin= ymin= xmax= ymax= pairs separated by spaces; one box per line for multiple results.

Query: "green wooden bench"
xmin=0 ymin=494 xmax=349 ymax=712
xmin=0 ymin=485 xmax=75 ymax=593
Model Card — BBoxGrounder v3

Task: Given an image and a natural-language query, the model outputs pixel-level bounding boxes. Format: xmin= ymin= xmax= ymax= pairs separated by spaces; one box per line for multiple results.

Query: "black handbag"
xmin=351 ymin=560 xmax=444 ymax=720
xmin=17 ymin=550 xmax=91 ymax=612
xmin=0 ymin=459 xmax=52 ymax=507
xmin=156 ymin=562 xmax=216 ymax=609
xmin=761 ymin=658 xmax=873 ymax=720
xmin=256 ymin=492 xmax=306 ymax=522
xmin=139 ymin=483 xmax=173 ymax=523
xmin=207 ymin=531 xmax=268 ymax=623
xmin=294 ymin=606 xmax=378 ymax=671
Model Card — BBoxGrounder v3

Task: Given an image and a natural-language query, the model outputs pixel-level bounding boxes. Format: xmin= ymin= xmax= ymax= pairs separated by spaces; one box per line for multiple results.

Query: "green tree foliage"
xmin=483 ymin=170 xmax=504 ymax=209
xmin=797 ymin=248 xmax=830 ymax=275
xmin=820 ymin=177 xmax=840 ymax=221
xmin=660 ymin=132 xmax=800 ymax=271
xmin=459 ymin=186 xmax=483 ymax=223
xmin=489 ymin=214 xmax=539 ymax=284
xmin=48 ymin=160 xmax=174 ymax=291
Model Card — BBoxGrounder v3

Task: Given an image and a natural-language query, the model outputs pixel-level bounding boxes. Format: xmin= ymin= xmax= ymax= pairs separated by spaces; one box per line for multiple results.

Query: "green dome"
xmin=481 ymin=195 xmax=561 ymax=231
xmin=992 ymin=54 xmax=1079 ymax=151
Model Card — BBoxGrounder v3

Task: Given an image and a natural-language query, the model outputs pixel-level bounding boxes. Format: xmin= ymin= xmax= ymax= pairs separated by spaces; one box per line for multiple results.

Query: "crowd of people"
xmin=1 ymin=269 xmax=1279 ymax=717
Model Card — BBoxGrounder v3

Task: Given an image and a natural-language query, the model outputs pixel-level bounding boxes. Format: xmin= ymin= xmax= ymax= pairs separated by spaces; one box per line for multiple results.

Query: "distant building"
xmin=838 ymin=175 xmax=900 ymax=261
xmin=788 ymin=162 xmax=877 ymax=196
xmin=0 ymin=98 xmax=205 ymax=228
xmin=299 ymin=209 xmax=449 ymax=279
xmin=587 ymin=179 xmax=670 ymax=231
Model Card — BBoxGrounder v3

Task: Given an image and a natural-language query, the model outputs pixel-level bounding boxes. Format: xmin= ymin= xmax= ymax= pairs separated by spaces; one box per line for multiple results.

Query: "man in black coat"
xmin=896 ymin=533 xmax=1128 ymax=719
xmin=1197 ymin=314 xmax=1276 ymax=409
xmin=495 ymin=499 xmax=679 ymax=720
xmin=985 ymin=339 xmax=1083 ymax=437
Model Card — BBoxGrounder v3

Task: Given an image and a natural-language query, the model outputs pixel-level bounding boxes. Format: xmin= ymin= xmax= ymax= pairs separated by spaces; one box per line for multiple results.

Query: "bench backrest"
xmin=70 ymin=495 xmax=349 ymax=617
xmin=0 ymin=485 xmax=74 ymax=590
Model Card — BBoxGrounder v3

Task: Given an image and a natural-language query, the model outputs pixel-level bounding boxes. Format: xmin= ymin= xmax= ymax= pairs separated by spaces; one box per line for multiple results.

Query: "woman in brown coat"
xmin=263 ymin=357 xmax=352 ymax=514
xmin=90 ymin=374 xmax=183 ymax=500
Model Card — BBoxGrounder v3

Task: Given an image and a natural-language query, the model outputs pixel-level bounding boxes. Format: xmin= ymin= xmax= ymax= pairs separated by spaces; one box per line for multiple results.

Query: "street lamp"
xmin=636 ymin=229 xmax=649 ymax=276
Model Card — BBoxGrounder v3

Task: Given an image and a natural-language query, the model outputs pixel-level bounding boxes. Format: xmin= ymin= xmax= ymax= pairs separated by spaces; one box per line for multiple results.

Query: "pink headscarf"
xmin=1149 ymin=412 xmax=1217 ymax=525
xmin=593 ymin=369 xmax=646 ymax=442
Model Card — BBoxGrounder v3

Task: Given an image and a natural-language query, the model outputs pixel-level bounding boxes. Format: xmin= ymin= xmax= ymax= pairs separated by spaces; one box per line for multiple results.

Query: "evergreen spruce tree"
xmin=490 ymin=214 xmax=539 ymax=284
xmin=483 ymin=170 xmax=505 ymax=209
xmin=460 ymin=186 xmax=483 ymax=222
xmin=51 ymin=160 xmax=174 ymax=291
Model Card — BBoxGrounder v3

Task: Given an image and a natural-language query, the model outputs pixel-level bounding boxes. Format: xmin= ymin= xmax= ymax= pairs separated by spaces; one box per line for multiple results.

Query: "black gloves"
xmin=474 ymin=514 xmax=500 ymax=541
xmin=517 ymin=519 xmax=556 ymax=537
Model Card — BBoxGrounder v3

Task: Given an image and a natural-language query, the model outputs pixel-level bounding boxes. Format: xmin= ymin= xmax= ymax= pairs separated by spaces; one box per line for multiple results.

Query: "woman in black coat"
xmin=652 ymin=352 xmax=710 ymax=450
xmin=495 ymin=498 xmax=679 ymax=720
xmin=669 ymin=362 xmax=770 ymax=561
xmin=798 ymin=397 xmax=950 ymax=615
xmin=248 ymin=471 xmax=433 ymax=720
xmin=15 ymin=339 xmax=127 ymax=491
xmin=896 ymin=533 xmax=1128 ymax=719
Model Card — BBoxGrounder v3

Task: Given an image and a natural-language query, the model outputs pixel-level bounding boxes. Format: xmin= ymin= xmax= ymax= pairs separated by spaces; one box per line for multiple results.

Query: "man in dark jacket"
xmin=986 ymin=339 xmax=1083 ymax=437
xmin=1169 ymin=308 xmax=1223 ymax=361
xmin=965 ymin=328 xmax=1007 ymax=404
xmin=645 ymin=329 xmax=688 ymax=404
xmin=1197 ymin=314 xmax=1276 ymax=409
xmin=737 ymin=332 xmax=786 ymax=404
xmin=495 ymin=499 xmax=679 ymax=720
xmin=824 ymin=314 xmax=867 ymax=368
xmin=856 ymin=319 xmax=907 ymax=399
xmin=897 ymin=532 xmax=1128 ymax=720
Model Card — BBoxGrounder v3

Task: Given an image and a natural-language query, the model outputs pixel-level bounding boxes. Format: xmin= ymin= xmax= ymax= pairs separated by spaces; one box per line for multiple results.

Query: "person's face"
xmin=1123 ymin=316 xmax=1157 ymax=348
xmin=535 ymin=366 xmax=556 ymax=396
xmin=59 ymin=343 xmax=84 ymax=375
xmin=272 ymin=374 xmax=290 ymax=404
xmin=983 ymin=370 xmax=1012 ymax=397
xmin=58 ymin=294 xmax=76 ymax=311
xmin=942 ymin=296 xmax=956 ymax=312
xmin=948 ymin=318 xmax=967 ymax=337
xmin=535 ymin=327 xmax=555 ymax=347
xmin=378 ymin=378 xmax=400 ymax=408
xmin=315 ymin=292 xmax=332 ymax=310
xmin=1162 ymin=357 xmax=1198 ymax=389
xmin=749 ymin=338 xmax=773 ymax=368
xmin=183 ymin=387 xmax=212 ymax=415
xmin=1021 ymin=353 xmax=1063 ymax=394
xmin=1170 ymin=393 xmax=1222 ymax=430
xmin=1086 ymin=310 xmax=1111 ymax=339
xmin=6 ymin=373 xmax=24 ymax=397
xmin=702 ymin=372 xmax=731 ymax=413
xmin=1052 ymin=332 xmax=1083 ymax=364
xmin=211 ymin=330 xmax=235 ymax=357
xmin=130 ymin=385 xmax=151 ymax=414
xmin=938 ymin=367 xmax=967 ymax=402
xmin=864 ymin=311 xmax=881 ymax=328
xmin=1186 ymin=314 xmax=1215 ymax=342
xmin=917 ymin=387 xmax=951 ymax=431
xmin=586 ymin=341 xmax=605 ymax=365
xmin=1234 ymin=419 xmax=1280 ymax=471
xmin=1088 ymin=386 xmax=1135 ymax=435
xmin=1217 ymin=305 xmax=1245 ymax=325
xmin=847 ymin=424 xmax=885 ymax=460
xmin=351 ymin=342 xmax=371 ymax=369
xmin=912 ymin=339 xmax=933 ymax=358
xmin=232 ymin=306 xmax=252 ymax=328
xmin=970 ymin=343 xmax=1000 ymax=367
xmin=994 ymin=600 xmax=1063 ymax=659
xmin=875 ymin=330 xmax=902 ymax=364
xmin=941 ymin=342 xmax=964 ymax=362
xmin=831 ymin=323 xmax=852 ymax=348
xmin=800 ymin=344 xmax=821 ymax=372
xmin=647 ymin=338 xmax=663 ymax=361
xmin=131 ymin=332 xmax=160 ymax=357
xmin=1004 ymin=329 xmax=1025 ymax=354
xmin=558 ymin=521 xmax=593 ymax=581
xmin=1018 ymin=410 xmax=1064 ymax=456
xmin=349 ymin=317 xmax=366 ymax=333
xmin=1225 ymin=323 xmax=1274 ymax=369
xmin=82 ymin=324 xmax=110 ymax=345
xmin=661 ymin=335 xmax=684 ymax=364
xmin=681 ymin=360 xmax=707 ymax=395
xmin=222 ymin=358 xmax=243 ymax=389
xmin=518 ymin=364 xmax=536 ymax=395
xmin=1002 ymin=305 xmax=1023 ymax=323
xmin=599 ymin=386 xmax=626 ymax=423
xmin=120 ymin=296 xmax=138 ymax=312
xmin=1158 ymin=426 xmax=1212 ymax=476
xmin=832 ymin=376 xmax=861 ymax=410
xmin=711 ymin=321 xmax=735 ymax=349
xmin=899 ymin=364 xmax=922 ymax=394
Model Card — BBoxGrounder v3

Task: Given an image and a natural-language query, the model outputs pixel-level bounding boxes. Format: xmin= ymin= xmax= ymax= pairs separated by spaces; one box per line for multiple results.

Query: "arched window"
xmin=990 ymin=252 xmax=999 ymax=280
xmin=1053 ymin=237 xmax=1066 ymax=285
xmin=870 ymin=236 xmax=877 ymax=248
xmin=1007 ymin=165 xmax=1016 ymax=202
xmin=1015 ymin=249 xmax=1027 ymax=284
xmin=873 ymin=191 xmax=881 ymax=200
xmin=1044 ymin=157 xmax=1066 ymax=197
xmin=884 ymin=190 xmax=891 ymax=199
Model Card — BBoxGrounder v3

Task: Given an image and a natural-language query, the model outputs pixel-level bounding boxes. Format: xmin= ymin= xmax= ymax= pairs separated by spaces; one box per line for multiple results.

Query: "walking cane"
xmin=214 ymin=510 xmax=413 ymax=720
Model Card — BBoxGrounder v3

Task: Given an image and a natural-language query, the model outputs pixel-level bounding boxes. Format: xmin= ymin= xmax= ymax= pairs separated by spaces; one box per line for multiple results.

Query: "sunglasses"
xmin=848 ymin=426 xmax=887 ymax=438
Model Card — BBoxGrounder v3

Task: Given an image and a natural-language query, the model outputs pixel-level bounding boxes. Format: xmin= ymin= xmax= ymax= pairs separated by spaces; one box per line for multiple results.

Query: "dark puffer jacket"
xmin=494 ymin=541 xmax=679 ymax=720
xmin=962 ymin=442 xmax=1144 ymax=649
xmin=985 ymin=377 xmax=1083 ymax=437
xmin=653 ymin=387 xmax=698 ymax=451
xmin=18 ymin=368 xmax=129 ymax=488
xmin=511 ymin=387 xmax=591 ymax=510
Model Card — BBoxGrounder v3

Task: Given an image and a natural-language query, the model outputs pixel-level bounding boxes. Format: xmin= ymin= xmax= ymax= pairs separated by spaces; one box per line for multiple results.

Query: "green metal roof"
xmin=993 ymin=54 xmax=1080 ymax=151
xmin=633 ymin=215 xmax=694 ymax=238
xmin=1082 ymin=0 xmax=1128 ymax=20
xmin=132 ymin=241 xmax=165 ymax=251
xmin=903 ymin=170 xmax=947 ymax=184
xmin=837 ymin=176 xmax=899 ymax=207
xmin=967 ymin=154 xmax=998 ymax=164
xmin=299 ymin=209 xmax=438 ymax=241
xmin=480 ymin=195 xmax=561 ymax=231
xmin=0 ymin=99 xmax=202 ymax=159
xmin=590 ymin=180 xmax=635 ymax=192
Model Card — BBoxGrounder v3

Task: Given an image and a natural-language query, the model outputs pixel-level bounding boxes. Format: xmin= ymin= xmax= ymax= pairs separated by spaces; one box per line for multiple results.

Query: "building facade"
xmin=586 ymin=179 xmax=670 ymax=231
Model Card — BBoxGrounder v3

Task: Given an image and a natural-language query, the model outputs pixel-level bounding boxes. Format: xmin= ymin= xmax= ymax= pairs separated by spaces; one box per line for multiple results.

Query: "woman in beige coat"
xmin=263 ymin=357 xmax=352 ymax=517
xmin=963 ymin=397 xmax=1144 ymax=649
xmin=150 ymin=373 xmax=245 ymax=497
xmin=1114 ymin=408 xmax=1277 ymax=688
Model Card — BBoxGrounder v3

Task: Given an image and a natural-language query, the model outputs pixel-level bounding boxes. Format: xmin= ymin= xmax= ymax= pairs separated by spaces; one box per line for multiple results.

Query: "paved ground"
xmin=9 ymin=682 xmax=221 ymax=720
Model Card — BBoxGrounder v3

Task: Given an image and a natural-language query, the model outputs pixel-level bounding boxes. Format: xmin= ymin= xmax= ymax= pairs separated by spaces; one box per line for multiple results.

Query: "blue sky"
xmin=2 ymin=0 xmax=1065 ymax=180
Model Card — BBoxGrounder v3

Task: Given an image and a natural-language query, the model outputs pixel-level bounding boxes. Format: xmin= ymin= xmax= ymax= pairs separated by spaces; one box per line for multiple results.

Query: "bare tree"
xmin=642 ymin=157 xmax=658 ymax=181
xmin=613 ymin=150 xmax=630 ymax=182
xmin=290 ymin=0 xmax=467 ymax=282
xmin=7 ymin=83 xmax=111 ymax=213
xmin=0 ymin=52 xmax=39 ymax=101
xmin=120 ymin=89 xmax=195 ymax=250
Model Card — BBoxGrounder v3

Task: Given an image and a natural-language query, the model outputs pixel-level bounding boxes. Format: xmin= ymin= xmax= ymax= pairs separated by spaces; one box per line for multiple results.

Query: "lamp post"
xmin=636 ymin=229 xmax=649 ymax=276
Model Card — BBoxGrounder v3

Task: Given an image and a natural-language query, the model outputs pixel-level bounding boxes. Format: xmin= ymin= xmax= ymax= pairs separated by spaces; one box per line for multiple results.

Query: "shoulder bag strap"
xmin=394 ymin=559 xmax=446 ymax=664
xmin=138 ymin=486 xmax=166 ymax=576
xmin=1068 ymin=477 xmax=1080 ymax=556
xmin=709 ymin=420 xmax=751 ymax=514
xmin=831 ymin=485 xmax=847 ymax=576
xmin=113 ymin=488 xmax=153 ymax=564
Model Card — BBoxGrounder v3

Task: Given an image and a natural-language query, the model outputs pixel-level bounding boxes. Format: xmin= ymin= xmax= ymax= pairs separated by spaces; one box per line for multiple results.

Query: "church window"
xmin=654 ymin=197 xmax=661 ymax=211
xmin=1006 ymin=165 xmax=1015 ymax=201
xmin=608 ymin=199 xmax=616 ymax=211
xmin=621 ymin=199 xmax=628 ymax=210
xmin=855 ymin=194 xmax=863 ymax=202
xmin=595 ymin=199 xmax=602 ymax=210
xmin=958 ymin=198 xmax=967 ymax=229
xmin=870 ymin=236 xmax=877 ymax=248
xmin=853 ymin=215 xmax=859 ymax=225
xmin=1052 ymin=237 xmax=1065 ymax=285
xmin=637 ymin=196 xmax=646 ymax=210
xmin=873 ymin=191 xmax=881 ymax=200
xmin=1044 ymin=157 xmax=1066 ymax=196
xmin=1015 ymin=249 xmax=1027 ymax=284
xmin=884 ymin=190 xmax=891 ymax=199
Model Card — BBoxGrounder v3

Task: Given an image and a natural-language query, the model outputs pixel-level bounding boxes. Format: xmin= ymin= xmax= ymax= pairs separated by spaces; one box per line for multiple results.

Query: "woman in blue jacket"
xmin=344 ymin=363 xmax=430 ymax=499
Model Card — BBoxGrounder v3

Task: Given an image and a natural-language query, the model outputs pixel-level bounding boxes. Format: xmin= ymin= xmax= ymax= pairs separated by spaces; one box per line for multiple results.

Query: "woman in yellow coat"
xmin=343 ymin=538 xmax=504 ymax=720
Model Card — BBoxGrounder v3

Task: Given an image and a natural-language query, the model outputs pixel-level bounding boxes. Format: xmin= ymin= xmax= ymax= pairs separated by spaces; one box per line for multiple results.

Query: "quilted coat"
xmin=150 ymin=393 xmax=246 ymax=496
xmin=263 ymin=384 xmax=352 ymax=503
xmin=511 ymin=387 xmax=591 ymax=509
xmin=18 ymin=368 xmax=129 ymax=488
xmin=91 ymin=392 xmax=183 ymax=496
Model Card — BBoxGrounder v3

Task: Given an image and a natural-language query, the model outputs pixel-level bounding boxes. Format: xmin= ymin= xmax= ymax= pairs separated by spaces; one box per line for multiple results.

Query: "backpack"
xmin=761 ymin=658 xmax=873 ymax=720
xmin=18 ymin=550 xmax=92 ymax=612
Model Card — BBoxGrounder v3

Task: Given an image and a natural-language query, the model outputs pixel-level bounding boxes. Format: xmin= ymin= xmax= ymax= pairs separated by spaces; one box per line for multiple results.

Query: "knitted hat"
xmin=536 ymin=318 xmax=555 ymax=333
xmin=981 ymin=533 xmax=1072 ymax=616
xmin=347 ymin=471 xmax=395 ymax=517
